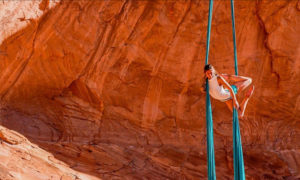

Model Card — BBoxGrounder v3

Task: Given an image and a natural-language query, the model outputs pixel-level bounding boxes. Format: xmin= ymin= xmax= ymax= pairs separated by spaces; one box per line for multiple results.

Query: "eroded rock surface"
xmin=0 ymin=0 xmax=60 ymax=44
xmin=0 ymin=125 xmax=99 ymax=180
xmin=0 ymin=0 xmax=299 ymax=179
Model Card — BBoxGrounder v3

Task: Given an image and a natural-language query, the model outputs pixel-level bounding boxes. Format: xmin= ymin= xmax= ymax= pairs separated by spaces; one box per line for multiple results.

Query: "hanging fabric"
xmin=204 ymin=0 xmax=216 ymax=179
xmin=204 ymin=0 xmax=245 ymax=179
xmin=230 ymin=0 xmax=245 ymax=179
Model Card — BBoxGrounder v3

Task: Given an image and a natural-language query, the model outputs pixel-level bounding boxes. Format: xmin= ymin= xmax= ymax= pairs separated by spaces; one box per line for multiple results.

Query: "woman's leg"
xmin=239 ymin=86 xmax=255 ymax=118
xmin=225 ymin=99 xmax=243 ymax=115
xmin=225 ymin=99 xmax=233 ymax=112
xmin=224 ymin=75 xmax=254 ymax=118
xmin=230 ymin=75 xmax=252 ymax=92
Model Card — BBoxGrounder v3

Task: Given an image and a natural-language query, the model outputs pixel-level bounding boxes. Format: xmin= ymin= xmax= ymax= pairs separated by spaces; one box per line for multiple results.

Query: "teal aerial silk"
xmin=230 ymin=0 xmax=246 ymax=179
xmin=205 ymin=80 xmax=216 ymax=180
xmin=204 ymin=0 xmax=216 ymax=179
xmin=204 ymin=0 xmax=245 ymax=179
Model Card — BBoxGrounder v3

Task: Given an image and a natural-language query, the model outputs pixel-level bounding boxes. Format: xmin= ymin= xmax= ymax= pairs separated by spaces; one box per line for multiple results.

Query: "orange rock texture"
xmin=0 ymin=0 xmax=299 ymax=179
xmin=0 ymin=125 xmax=99 ymax=180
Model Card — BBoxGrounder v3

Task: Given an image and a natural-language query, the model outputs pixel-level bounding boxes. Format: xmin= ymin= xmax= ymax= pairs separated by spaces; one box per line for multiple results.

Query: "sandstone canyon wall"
xmin=0 ymin=0 xmax=299 ymax=179
xmin=0 ymin=125 xmax=99 ymax=180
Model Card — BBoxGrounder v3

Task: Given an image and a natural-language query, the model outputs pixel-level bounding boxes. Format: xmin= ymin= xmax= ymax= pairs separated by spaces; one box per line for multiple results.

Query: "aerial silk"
xmin=204 ymin=0 xmax=245 ymax=179
xmin=230 ymin=0 xmax=246 ymax=179
xmin=204 ymin=0 xmax=216 ymax=179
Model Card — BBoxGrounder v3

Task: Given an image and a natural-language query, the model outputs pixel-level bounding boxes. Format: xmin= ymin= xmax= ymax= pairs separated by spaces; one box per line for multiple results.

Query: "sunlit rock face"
xmin=0 ymin=125 xmax=99 ymax=180
xmin=0 ymin=0 xmax=299 ymax=179
xmin=0 ymin=0 xmax=60 ymax=44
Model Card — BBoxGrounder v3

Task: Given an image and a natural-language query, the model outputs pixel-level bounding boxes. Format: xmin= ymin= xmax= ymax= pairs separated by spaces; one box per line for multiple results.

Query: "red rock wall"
xmin=0 ymin=0 xmax=299 ymax=179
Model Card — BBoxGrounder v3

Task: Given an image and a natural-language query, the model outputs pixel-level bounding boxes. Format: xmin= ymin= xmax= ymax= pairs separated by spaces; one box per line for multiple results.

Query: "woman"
xmin=202 ymin=64 xmax=254 ymax=118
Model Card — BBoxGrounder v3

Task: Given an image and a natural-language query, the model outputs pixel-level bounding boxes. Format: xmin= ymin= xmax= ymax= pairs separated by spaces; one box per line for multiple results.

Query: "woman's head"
xmin=204 ymin=64 xmax=215 ymax=79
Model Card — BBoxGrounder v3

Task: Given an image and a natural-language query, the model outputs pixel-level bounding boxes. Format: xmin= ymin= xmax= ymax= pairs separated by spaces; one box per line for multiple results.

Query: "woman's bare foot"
xmin=245 ymin=85 xmax=255 ymax=98
xmin=238 ymin=110 xmax=244 ymax=119
xmin=238 ymin=85 xmax=255 ymax=119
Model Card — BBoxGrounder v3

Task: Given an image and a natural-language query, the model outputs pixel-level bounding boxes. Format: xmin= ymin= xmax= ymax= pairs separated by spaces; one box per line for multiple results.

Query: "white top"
xmin=208 ymin=75 xmax=231 ymax=101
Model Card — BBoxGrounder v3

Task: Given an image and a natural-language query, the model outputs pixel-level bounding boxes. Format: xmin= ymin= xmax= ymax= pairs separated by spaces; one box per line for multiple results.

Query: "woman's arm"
xmin=200 ymin=85 xmax=206 ymax=93
xmin=220 ymin=74 xmax=230 ymax=81
xmin=200 ymin=76 xmax=207 ymax=93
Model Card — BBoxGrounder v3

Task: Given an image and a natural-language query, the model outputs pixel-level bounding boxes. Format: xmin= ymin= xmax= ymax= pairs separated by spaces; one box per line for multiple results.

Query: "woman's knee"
xmin=246 ymin=77 xmax=252 ymax=85
xmin=238 ymin=77 xmax=252 ymax=90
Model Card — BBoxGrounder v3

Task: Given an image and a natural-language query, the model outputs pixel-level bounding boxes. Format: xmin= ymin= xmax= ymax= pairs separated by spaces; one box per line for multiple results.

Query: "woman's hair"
xmin=204 ymin=64 xmax=213 ymax=72
xmin=202 ymin=64 xmax=213 ymax=92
